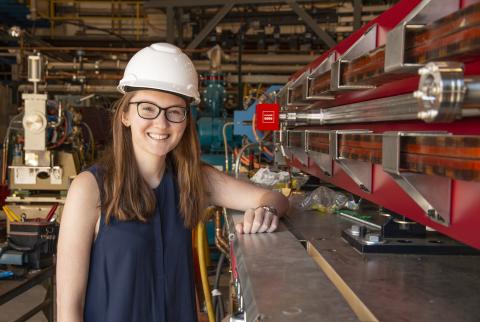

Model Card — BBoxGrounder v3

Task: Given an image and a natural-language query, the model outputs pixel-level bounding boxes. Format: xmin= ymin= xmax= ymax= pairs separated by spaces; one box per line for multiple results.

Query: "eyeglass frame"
xmin=129 ymin=101 xmax=189 ymax=123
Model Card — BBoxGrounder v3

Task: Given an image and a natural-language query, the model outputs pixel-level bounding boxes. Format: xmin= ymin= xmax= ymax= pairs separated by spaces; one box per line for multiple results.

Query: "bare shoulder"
xmin=69 ymin=171 xmax=99 ymax=199
xmin=62 ymin=170 xmax=100 ymax=223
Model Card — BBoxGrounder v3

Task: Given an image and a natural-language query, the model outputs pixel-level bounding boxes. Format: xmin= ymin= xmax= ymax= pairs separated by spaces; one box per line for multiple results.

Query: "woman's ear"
xmin=121 ymin=112 xmax=130 ymax=127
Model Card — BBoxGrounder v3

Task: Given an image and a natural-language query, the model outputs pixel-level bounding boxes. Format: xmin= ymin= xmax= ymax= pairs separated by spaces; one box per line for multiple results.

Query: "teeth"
xmin=147 ymin=133 xmax=169 ymax=140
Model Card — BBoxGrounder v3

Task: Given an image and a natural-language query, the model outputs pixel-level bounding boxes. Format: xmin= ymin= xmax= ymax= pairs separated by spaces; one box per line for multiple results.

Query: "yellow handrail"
xmin=196 ymin=222 xmax=215 ymax=322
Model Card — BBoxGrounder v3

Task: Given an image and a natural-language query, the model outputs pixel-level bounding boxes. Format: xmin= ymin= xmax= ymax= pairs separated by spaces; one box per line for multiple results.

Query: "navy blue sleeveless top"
xmin=83 ymin=164 xmax=197 ymax=322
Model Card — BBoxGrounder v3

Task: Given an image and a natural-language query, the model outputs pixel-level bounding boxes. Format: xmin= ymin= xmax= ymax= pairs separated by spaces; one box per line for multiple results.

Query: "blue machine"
xmin=233 ymin=85 xmax=281 ymax=142
xmin=196 ymin=73 xmax=240 ymax=169
xmin=196 ymin=76 xmax=281 ymax=169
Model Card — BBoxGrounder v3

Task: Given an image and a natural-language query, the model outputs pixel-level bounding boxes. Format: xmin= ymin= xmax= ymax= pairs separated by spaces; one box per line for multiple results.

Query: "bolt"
xmin=427 ymin=110 xmax=438 ymax=118
xmin=427 ymin=209 xmax=436 ymax=218
xmin=417 ymin=111 xmax=427 ymax=120
xmin=351 ymin=225 xmax=360 ymax=236
xmin=413 ymin=90 xmax=424 ymax=99
xmin=418 ymin=67 xmax=428 ymax=75
xmin=431 ymin=85 xmax=440 ymax=95
xmin=367 ymin=233 xmax=381 ymax=243
xmin=359 ymin=184 xmax=369 ymax=192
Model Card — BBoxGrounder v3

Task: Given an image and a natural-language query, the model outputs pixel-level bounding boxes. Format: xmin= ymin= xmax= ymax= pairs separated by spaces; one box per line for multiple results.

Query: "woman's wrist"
xmin=255 ymin=205 xmax=278 ymax=216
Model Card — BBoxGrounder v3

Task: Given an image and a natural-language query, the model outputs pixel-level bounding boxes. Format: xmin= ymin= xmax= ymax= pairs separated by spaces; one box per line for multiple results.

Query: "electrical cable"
xmin=196 ymin=222 xmax=215 ymax=322
xmin=222 ymin=122 xmax=234 ymax=173
xmin=2 ymin=113 xmax=23 ymax=185
xmin=48 ymin=114 xmax=68 ymax=149
xmin=213 ymin=252 xmax=226 ymax=322
xmin=81 ymin=122 xmax=95 ymax=161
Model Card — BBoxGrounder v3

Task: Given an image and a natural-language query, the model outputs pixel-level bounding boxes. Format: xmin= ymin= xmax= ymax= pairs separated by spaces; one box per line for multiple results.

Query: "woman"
xmin=56 ymin=43 xmax=289 ymax=322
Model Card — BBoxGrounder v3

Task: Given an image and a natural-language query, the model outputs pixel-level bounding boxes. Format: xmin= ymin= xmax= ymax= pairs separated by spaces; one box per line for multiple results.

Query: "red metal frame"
xmin=284 ymin=0 xmax=480 ymax=249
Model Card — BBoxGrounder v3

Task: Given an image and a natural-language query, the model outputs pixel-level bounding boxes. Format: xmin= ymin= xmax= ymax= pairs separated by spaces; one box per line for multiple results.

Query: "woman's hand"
xmin=235 ymin=206 xmax=279 ymax=234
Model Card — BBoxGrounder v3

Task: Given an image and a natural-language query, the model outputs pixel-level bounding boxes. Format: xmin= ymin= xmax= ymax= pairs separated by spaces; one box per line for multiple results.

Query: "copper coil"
xmin=338 ymin=3 xmax=480 ymax=87
xmin=409 ymin=3 xmax=480 ymax=46
xmin=309 ymin=72 xmax=331 ymax=96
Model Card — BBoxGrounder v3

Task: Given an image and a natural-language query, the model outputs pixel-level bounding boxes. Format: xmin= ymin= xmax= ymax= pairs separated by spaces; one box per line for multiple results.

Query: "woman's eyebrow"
xmin=132 ymin=100 xmax=186 ymax=108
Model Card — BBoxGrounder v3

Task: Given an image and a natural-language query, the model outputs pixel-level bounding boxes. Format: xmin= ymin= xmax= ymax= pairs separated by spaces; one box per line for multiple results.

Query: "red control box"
xmin=256 ymin=103 xmax=280 ymax=131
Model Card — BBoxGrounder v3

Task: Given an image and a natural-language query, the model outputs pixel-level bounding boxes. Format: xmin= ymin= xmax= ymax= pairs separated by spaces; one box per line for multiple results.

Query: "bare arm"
xmin=56 ymin=171 xmax=100 ymax=322
xmin=203 ymin=165 xmax=289 ymax=234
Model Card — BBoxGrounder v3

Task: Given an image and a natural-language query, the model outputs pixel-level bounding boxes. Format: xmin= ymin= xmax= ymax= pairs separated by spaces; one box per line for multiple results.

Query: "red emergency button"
xmin=256 ymin=103 xmax=280 ymax=131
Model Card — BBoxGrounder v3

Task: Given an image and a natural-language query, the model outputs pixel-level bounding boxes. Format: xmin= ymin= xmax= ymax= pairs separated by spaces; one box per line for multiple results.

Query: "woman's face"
xmin=122 ymin=89 xmax=188 ymax=159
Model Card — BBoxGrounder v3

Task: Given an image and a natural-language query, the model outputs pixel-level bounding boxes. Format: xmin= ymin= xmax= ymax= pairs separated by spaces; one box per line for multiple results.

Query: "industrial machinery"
xmin=196 ymin=45 xmax=243 ymax=170
xmin=274 ymin=0 xmax=480 ymax=250
xmin=223 ymin=1 xmax=480 ymax=321
xmin=4 ymin=54 xmax=82 ymax=198
xmin=0 ymin=53 xmax=89 ymax=266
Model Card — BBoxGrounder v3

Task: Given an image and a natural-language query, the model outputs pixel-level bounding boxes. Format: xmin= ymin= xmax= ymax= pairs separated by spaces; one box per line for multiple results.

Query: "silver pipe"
xmin=281 ymin=94 xmax=420 ymax=126
xmin=222 ymin=122 xmax=234 ymax=173
xmin=194 ymin=62 xmax=303 ymax=74
xmin=47 ymin=61 xmax=127 ymax=71
xmin=234 ymin=142 xmax=258 ymax=179
xmin=47 ymin=61 xmax=301 ymax=73
xmin=464 ymin=77 xmax=480 ymax=109
xmin=47 ymin=59 xmax=304 ymax=73
xmin=226 ymin=54 xmax=317 ymax=64
xmin=19 ymin=84 xmax=118 ymax=93
xmin=322 ymin=94 xmax=419 ymax=124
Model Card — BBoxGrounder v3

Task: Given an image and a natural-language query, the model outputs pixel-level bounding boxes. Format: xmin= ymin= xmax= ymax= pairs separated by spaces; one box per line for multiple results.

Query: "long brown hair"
xmin=99 ymin=91 xmax=207 ymax=228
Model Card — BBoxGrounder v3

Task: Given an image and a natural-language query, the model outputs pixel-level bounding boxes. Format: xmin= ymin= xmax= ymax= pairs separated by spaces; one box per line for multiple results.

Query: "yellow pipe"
xmin=3 ymin=206 xmax=20 ymax=222
xmin=2 ymin=206 xmax=15 ymax=222
xmin=196 ymin=222 xmax=215 ymax=322
xmin=203 ymin=223 xmax=211 ymax=267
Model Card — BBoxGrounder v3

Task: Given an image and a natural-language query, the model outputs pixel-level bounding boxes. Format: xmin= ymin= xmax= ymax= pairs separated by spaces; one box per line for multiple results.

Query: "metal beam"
xmin=353 ymin=0 xmax=363 ymax=31
xmin=187 ymin=3 xmax=234 ymax=50
xmin=166 ymin=6 xmax=175 ymax=43
xmin=145 ymin=0 xmax=332 ymax=8
xmin=286 ymin=0 xmax=336 ymax=48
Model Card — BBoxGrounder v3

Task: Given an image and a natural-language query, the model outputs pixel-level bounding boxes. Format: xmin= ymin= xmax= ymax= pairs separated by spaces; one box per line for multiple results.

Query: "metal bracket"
xmin=330 ymin=130 xmax=373 ymax=193
xmin=276 ymin=83 xmax=289 ymax=108
xmin=382 ymin=131 xmax=452 ymax=226
xmin=287 ymin=72 xmax=310 ymax=107
xmin=384 ymin=24 xmax=424 ymax=73
xmin=330 ymin=24 xmax=377 ymax=91
xmin=287 ymin=130 xmax=308 ymax=166
xmin=305 ymin=130 xmax=333 ymax=176
xmin=306 ymin=51 xmax=336 ymax=100
xmin=278 ymin=129 xmax=289 ymax=160
xmin=273 ymin=131 xmax=287 ymax=166
xmin=384 ymin=0 xmax=459 ymax=73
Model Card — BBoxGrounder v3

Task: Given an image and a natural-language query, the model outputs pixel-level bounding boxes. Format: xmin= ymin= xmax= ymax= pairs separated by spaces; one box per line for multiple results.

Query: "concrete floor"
xmin=0 ymin=285 xmax=48 ymax=322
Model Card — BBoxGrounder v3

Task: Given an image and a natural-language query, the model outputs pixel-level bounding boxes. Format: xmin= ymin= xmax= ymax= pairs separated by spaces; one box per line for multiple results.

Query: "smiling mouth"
xmin=147 ymin=133 xmax=170 ymax=140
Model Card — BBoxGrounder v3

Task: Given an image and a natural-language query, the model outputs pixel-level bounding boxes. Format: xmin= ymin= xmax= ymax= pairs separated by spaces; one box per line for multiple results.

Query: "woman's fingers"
xmin=237 ymin=207 xmax=279 ymax=234
xmin=250 ymin=207 xmax=265 ymax=234
xmin=266 ymin=214 xmax=279 ymax=233
xmin=242 ymin=208 xmax=256 ymax=234
xmin=235 ymin=222 xmax=244 ymax=234
xmin=259 ymin=209 xmax=273 ymax=233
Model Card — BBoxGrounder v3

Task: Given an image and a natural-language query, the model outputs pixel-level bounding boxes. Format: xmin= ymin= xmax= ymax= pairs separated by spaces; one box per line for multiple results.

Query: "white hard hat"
xmin=118 ymin=43 xmax=200 ymax=104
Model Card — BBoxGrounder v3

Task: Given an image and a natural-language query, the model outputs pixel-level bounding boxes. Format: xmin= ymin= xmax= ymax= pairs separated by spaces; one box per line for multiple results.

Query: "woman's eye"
xmin=168 ymin=108 xmax=184 ymax=115
xmin=141 ymin=105 xmax=156 ymax=112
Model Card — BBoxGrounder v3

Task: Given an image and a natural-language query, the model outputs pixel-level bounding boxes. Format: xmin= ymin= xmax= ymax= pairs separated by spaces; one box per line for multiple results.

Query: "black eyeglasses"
xmin=129 ymin=101 xmax=188 ymax=123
